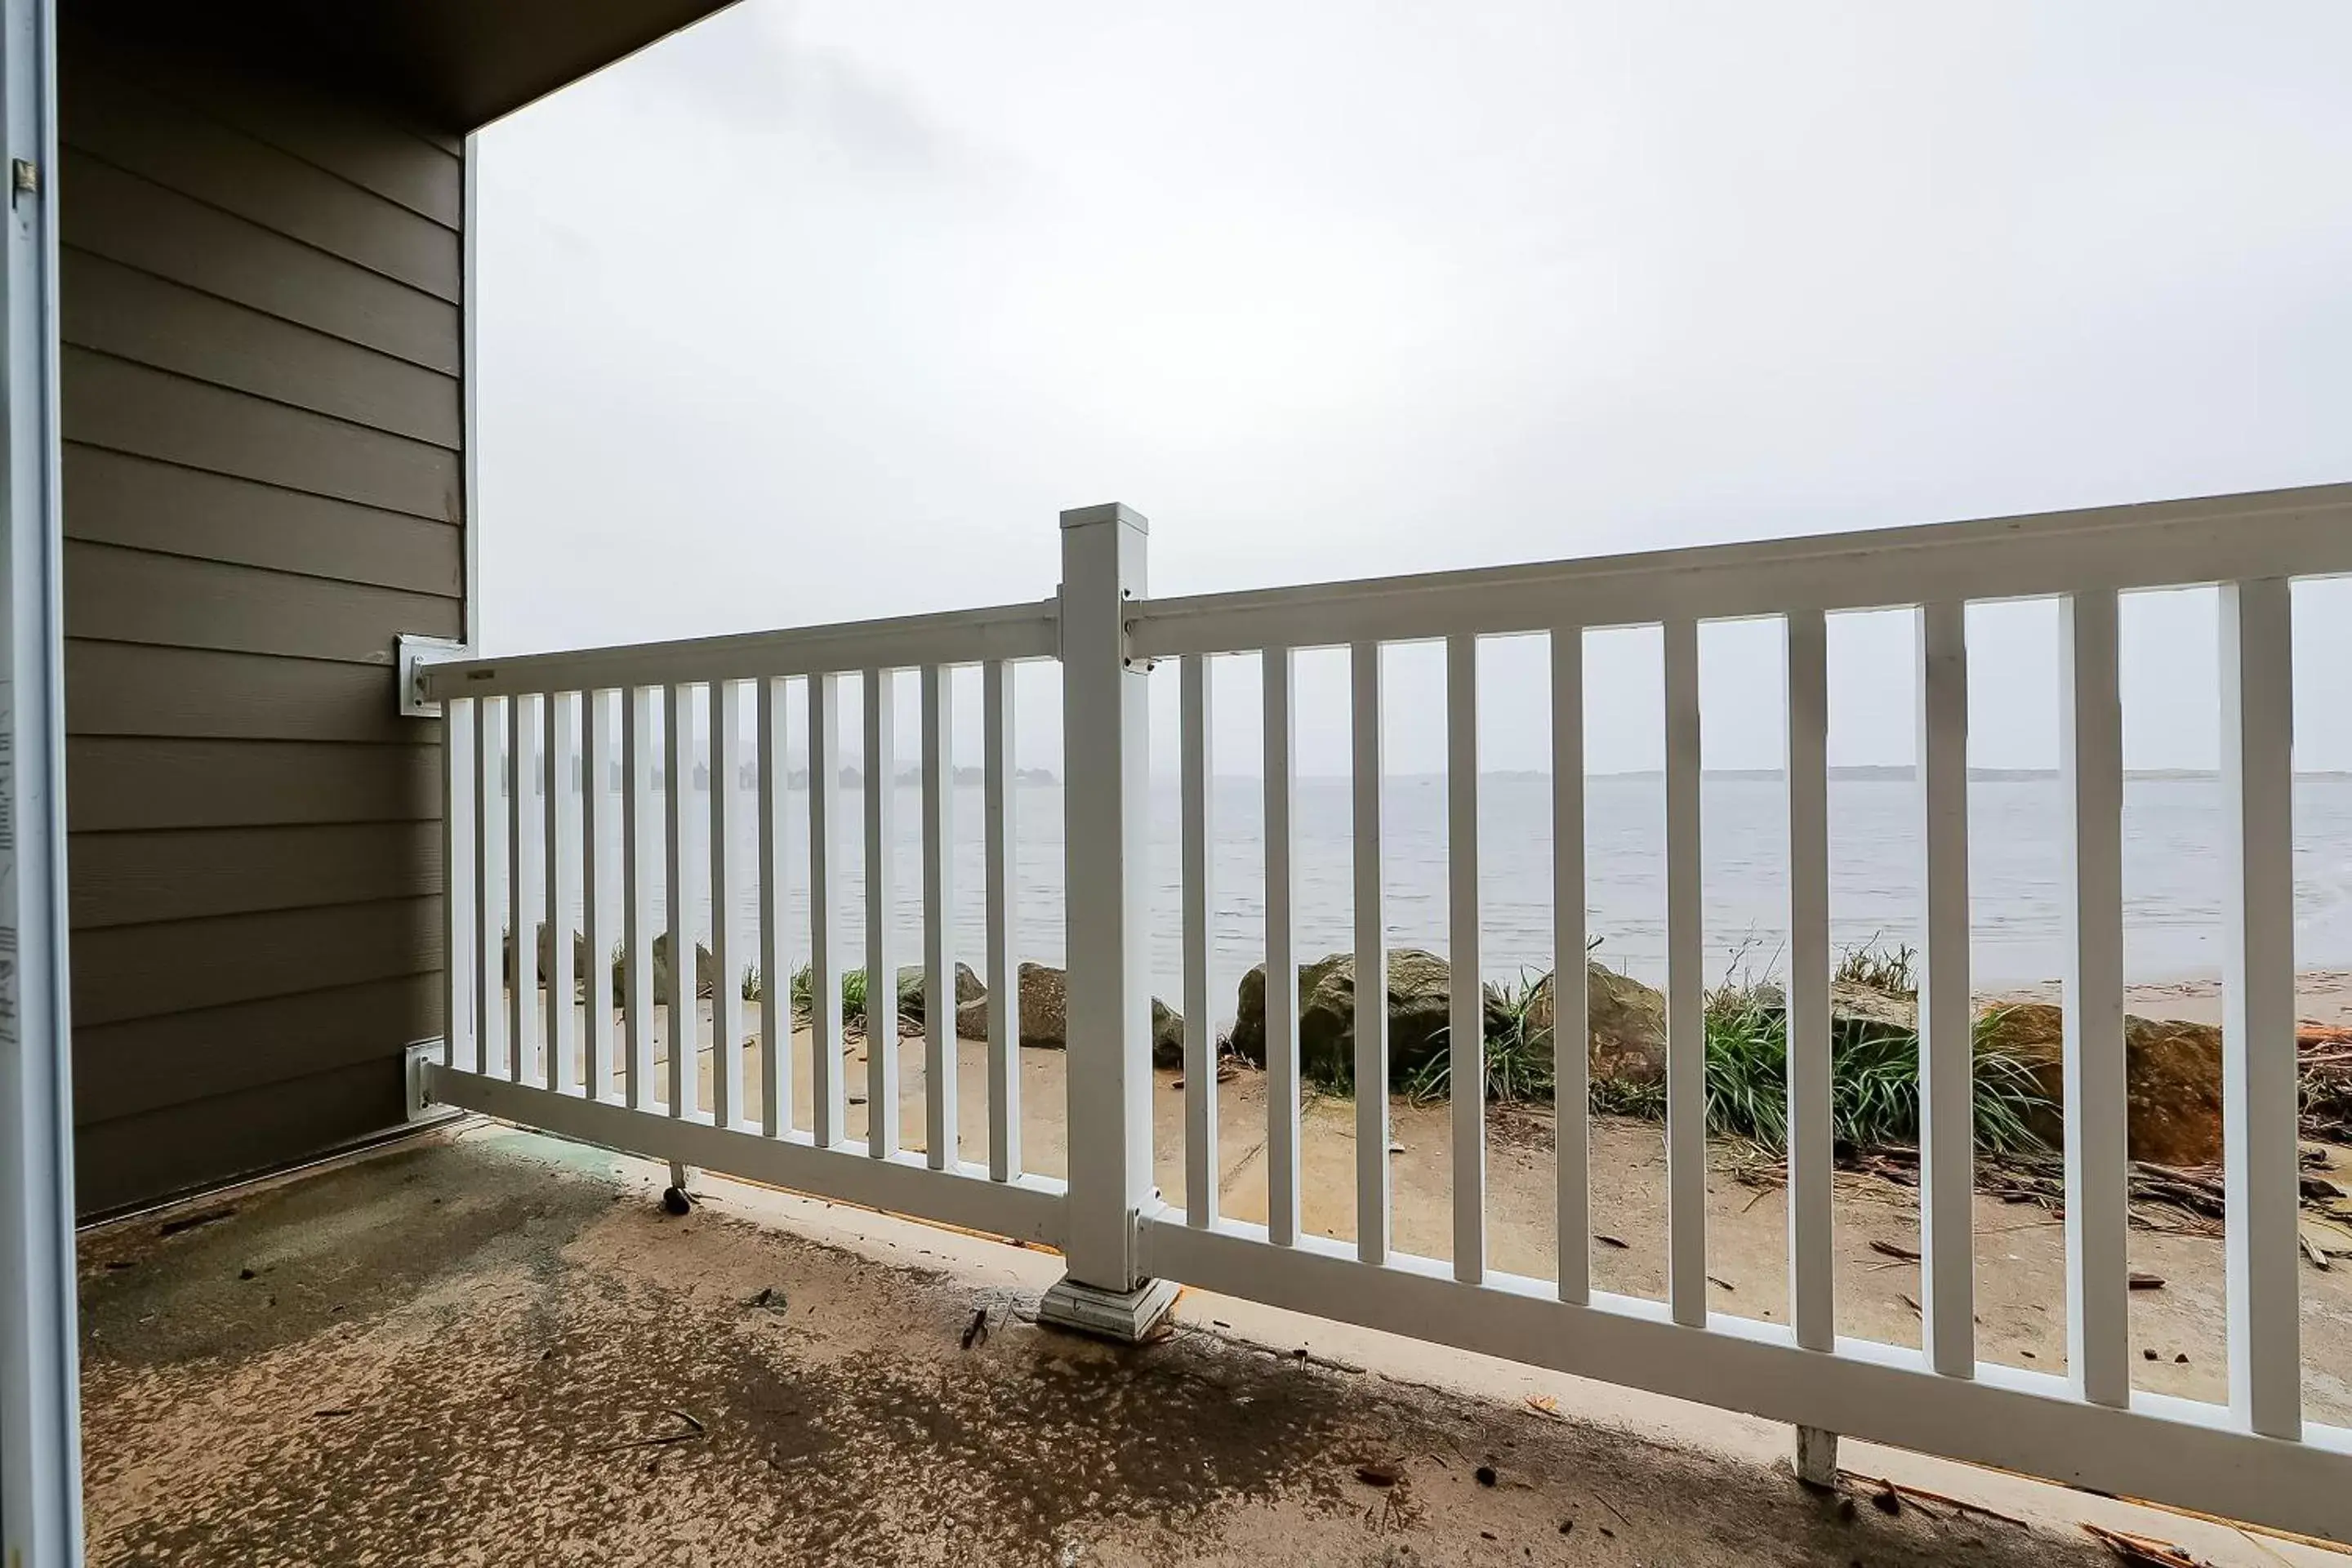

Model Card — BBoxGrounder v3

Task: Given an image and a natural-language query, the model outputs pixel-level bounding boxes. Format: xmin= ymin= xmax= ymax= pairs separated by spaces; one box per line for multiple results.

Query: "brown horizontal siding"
xmin=82 ymin=33 xmax=464 ymax=228
xmin=65 ymin=445 xmax=463 ymax=596
xmin=63 ymin=65 xmax=460 ymax=301
xmin=73 ymin=973 xmax=441 ymax=1127
xmin=73 ymin=895 xmax=444 ymax=1027
xmin=67 ymin=737 xmax=442 ymax=831
xmin=62 ymin=27 xmax=465 ymax=1211
xmin=65 ymin=349 xmax=458 ymax=520
xmin=67 ymin=541 xmax=460 ymax=666
xmin=70 ymin=822 xmax=444 ymax=929
xmin=64 ymin=248 xmax=461 ymax=447
xmin=67 ymin=640 xmax=427 ymax=743
xmin=62 ymin=151 xmax=460 ymax=373
xmin=74 ymin=1056 xmax=414 ymax=1218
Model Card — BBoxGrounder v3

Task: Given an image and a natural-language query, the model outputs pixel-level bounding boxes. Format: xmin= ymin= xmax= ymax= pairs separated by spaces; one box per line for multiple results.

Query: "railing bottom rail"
xmin=421 ymin=1066 xmax=1067 ymax=1249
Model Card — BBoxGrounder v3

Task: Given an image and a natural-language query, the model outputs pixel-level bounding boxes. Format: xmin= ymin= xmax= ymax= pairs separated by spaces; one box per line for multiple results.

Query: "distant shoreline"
xmin=575 ymin=765 xmax=2352 ymax=791
xmin=1485 ymin=766 xmax=2352 ymax=784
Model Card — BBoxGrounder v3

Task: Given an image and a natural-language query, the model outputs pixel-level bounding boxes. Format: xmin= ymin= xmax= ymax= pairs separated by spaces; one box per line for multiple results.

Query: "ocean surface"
xmin=519 ymin=775 xmax=2352 ymax=1027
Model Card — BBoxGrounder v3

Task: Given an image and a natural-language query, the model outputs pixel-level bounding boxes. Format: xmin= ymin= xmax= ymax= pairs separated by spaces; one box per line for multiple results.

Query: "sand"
xmin=1993 ymin=969 xmax=2352 ymax=1028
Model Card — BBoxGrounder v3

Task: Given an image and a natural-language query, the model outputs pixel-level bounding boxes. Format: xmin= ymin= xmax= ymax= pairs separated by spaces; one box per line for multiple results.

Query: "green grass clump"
xmin=1401 ymin=969 xmax=1557 ymax=1107
xmin=1405 ymin=953 xmax=2052 ymax=1159
xmin=1695 ymin=985 xmax=2049 ymax=1156
xmin=788 ymin=964 xmax=875 ymax=1026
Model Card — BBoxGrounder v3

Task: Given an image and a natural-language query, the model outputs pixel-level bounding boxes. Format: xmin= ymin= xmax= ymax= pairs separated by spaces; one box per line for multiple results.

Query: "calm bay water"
xmin=540 ymin=775 xmax=2352 ymax=1027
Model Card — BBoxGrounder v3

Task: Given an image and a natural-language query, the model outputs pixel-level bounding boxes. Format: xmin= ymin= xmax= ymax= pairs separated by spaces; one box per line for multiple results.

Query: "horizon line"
xmin=541 ymin=764 xmax=2352 ymax=786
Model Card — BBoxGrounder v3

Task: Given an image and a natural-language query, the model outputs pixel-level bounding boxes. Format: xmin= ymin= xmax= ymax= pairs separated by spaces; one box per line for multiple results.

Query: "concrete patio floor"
xmin=78 ymin=1121 xmax=2345 ymax=1566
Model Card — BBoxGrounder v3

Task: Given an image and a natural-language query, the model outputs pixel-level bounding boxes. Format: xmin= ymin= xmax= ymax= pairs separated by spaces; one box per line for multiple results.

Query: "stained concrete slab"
xmin=78 ymin=1125 xmax=2333 ymax=1566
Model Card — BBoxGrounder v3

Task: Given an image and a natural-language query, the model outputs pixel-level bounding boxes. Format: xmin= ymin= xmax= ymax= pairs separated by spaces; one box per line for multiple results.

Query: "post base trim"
xmin=1038 ymin=1276 xmax=1179 ymax=1343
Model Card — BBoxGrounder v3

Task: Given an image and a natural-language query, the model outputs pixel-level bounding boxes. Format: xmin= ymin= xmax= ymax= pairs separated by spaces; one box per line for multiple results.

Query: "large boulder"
xmin=506 ymin=924 xmax=725 ymax=1008
xmin=1830 ymin=980 xmax=1918 ymax=1038
xmin=502 ymin=924 xmax=593 ymax=991
xmin=638 ymin=932 xmax=719 ymax=1007
xmin=1769 ymin=983 xmax=2227 ymax=1168
xmin=1746 ymin=979 xmax=1922 ymax=1045
xmin=1149 ymin=999 xmax=1187 ymax=1068
xmin=949 ymin=965 xmax=1184 ymax=1062
xmin=1231 ymin=950 xmax=1489 ymax=1089
xmin=512 ymin=926 xmax=763 ymax=1007
xmin=1975 ymin=1002 xmax=2225 ymax=1168
xmin=892 ymin=963 xmax=985 ymax=1028
xmin=1526 ymin=961 xmax=1668 ymax=1088
xmin=955 ymin=962 xmax=1069 ymax=1047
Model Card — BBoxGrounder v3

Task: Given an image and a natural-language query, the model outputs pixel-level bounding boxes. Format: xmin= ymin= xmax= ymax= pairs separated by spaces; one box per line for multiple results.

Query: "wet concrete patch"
xmin=78 ymin=1137 xmax=614 ymax=1369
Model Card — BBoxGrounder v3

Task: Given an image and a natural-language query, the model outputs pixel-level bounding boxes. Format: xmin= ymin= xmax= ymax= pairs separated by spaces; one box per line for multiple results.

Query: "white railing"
xmin=420 ymin=595 xmax=1065 ymax=1244
xmin=421 ymin=485 xmax=2352 ymax=1544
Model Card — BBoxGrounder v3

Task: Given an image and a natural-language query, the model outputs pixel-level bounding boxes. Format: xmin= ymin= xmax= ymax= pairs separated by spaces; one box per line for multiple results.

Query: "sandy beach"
xmin=1993 ymin=969 xmax=2352 ymax=1029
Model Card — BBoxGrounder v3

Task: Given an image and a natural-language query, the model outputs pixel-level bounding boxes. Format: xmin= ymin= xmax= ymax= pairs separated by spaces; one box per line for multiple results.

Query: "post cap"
xmin=1058 ymin=501 xmax=1149 ymax=533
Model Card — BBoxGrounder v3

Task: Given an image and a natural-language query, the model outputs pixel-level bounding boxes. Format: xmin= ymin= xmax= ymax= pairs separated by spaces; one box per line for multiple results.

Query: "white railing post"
xmin=2062 ymin=590 xmax=2129 ymax=1410
xmin=2221 ymin=577 xmax=2300 ymax=1440
xmin=1043 ymin=501 xmax=1178 ymax=1339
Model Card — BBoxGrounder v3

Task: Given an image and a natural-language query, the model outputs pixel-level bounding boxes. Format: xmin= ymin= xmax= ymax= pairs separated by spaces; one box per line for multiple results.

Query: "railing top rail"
xmin=1125 ymin=480 xmax=2352 ymax=657
xmin=417 ymin=597 xmax=1060 ymax=701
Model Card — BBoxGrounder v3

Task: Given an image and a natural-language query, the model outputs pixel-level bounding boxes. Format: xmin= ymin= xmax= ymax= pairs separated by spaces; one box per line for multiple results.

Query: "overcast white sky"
xmin=474 ymin=2 xmax=2352 ymax=776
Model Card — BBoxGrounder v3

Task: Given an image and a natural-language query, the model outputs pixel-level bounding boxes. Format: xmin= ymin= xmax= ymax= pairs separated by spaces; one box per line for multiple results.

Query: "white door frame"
xmin=0 ymin=0 xmax=79 ymax=1559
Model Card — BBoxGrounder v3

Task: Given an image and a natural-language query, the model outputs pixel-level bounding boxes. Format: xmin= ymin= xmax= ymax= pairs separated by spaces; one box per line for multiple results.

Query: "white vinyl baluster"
xmin=1917 ymin=600 xmax=1974 ymax=1375
xmin=1352 ymin=641 xmax=1388 ymax=1264
xmin=1180 ymin=654 xmax=1214 ymax=1223
xmin=622 ymin=688 xmax=657 ymax=1111
xmin=983 ymin=661 xmax=1021 ymax=1181
xmin=865 ymin=668 xmax=900 ymax=1158
xmin=1448 ymin=631 xmax=1486 ymax=1285
xmin=583 ymin=691 xmax=613 ymax=1102
xmin=474 ymin=697 xmax=501 ymax=1076
xmin=1552 ymin=626 xmax=1589 ymax=1304
xmin=1263 ymin=646 xmax=1300 ymax=1246
xmin=2221 ymin=577 xmax=2301 ymax=1440
xmin=710 ymin=681 xmax=745 ymax=1129
xmin=443 ymin=699 xmax=469 ymax=1070
xmin=2062 ymin=589 xmax=2129 ymax=1407
xmin=922 ymin=665 xmax=958 ymax=1169
xmin=1663 ymin=620 xmax=1705 ymax=1324
xmin=665 ymin=684 xmax=697 ymax=1119
xmin=509 ymin=694 xmax=541 ymax=1086
xmin=757 ymin=676 xmax=790 ymax=1138
xmin=1785 ymin=610 xmax=1833 ymax=1351
xmin=544 ymin=693 xmax=577 ymax=1092
xmin=809 ymin=673 xmax=845 ymax=1147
